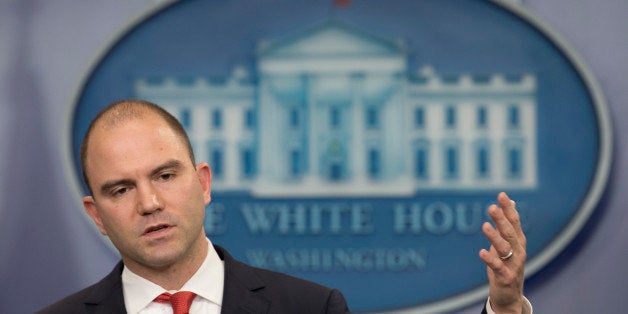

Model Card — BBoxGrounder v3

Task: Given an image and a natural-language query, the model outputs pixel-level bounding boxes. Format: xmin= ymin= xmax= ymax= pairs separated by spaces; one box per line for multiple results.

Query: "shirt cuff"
xmin=485 ymin=296 xmax=532 ymax=314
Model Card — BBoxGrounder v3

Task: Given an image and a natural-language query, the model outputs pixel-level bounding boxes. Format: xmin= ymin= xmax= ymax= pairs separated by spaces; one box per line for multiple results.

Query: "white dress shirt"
xmin=121 ymin=238 xmax=224 ymax=314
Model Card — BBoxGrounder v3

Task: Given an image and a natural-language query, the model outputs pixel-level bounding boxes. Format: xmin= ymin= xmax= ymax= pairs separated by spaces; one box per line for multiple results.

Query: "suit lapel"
xmin=215 ymin=245 xmax=270 ymax=314
xmin=84 ymin=261 xmax=127 ymax=313
xmin=81 ymin=247 xmax=269 ymax=313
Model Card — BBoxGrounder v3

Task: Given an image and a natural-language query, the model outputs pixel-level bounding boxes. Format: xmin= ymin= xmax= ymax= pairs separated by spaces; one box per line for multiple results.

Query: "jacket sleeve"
xmin=325 ymin=289 xmax=351 ymax=314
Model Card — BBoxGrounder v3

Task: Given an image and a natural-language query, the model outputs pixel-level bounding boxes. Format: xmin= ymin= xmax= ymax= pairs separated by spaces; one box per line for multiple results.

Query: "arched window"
xmin=413 ymin=139 xmax=430 ymax=179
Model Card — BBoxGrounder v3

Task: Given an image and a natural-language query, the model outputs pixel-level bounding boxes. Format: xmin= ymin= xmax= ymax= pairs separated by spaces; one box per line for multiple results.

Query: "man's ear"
xmin=196 ymin=162 xmax=212 ymax=205
xmin=83 ymin=196 xmax=108 ymax=235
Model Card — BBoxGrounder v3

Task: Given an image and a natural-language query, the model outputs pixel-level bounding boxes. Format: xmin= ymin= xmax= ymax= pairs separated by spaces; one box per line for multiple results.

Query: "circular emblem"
xmin=67 ymin=0 xmax=612 ymax=312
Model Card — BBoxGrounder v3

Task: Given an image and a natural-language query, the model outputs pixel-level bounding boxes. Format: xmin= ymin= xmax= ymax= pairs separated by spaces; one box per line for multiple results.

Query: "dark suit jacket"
xmin=38 ymin=245 xmax=349 ymax=314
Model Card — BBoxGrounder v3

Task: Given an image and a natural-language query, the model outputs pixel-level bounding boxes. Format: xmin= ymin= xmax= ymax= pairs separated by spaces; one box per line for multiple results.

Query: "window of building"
xmin=210 ymin=148 xmax=223 ymax=179
xmin=330 ymin=107 xmax=341 ymax=129
xmin=366 ymin=107 xmax=379 ymax=129
xmin=241 ymin=148 xmax=255 ymax=178
xmin=180 ymin=108 xmax=191 ymax=130
xmin=445 ymin=106 xmax=456 ymax=129
xmin=415 ymin=147 xmax=428 ymax=179
xmin=290 ymin=149 xmax=301 ymax=177
xmin=212 ymin=109 xmax=222 ymax=129
xmin=477 ymin=146 xmax=490 ymax=178
xmin=415 ymin=107 xmax=425 ymax=129
xmin=329 ymin=161 xmax=343 ymax=181
xmin=368 ymin=149 xmax=380 ymax=178
xmin=477 ymin=106 xmax=487 ymax=129
xmin=244 ymin=109 xmax=255 ymax=130
xmin=445 ymin=146 xmax=459 ymax=179
xmin=289 ymin=108 xmax=300 ymax=129
xmin=508 ymin=105 xmax=520 ymax=129
xmin=507 ymin=147 xmax=522 ymax=178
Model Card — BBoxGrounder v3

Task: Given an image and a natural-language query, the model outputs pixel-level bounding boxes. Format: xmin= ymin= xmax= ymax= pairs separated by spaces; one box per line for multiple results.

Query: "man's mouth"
xmin=143 ymin=224 xmax=170 ymax=235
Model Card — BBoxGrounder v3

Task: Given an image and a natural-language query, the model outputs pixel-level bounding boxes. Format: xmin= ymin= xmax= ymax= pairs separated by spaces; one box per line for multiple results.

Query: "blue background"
xmin=73 ymin=1 xmax=600 ymax=310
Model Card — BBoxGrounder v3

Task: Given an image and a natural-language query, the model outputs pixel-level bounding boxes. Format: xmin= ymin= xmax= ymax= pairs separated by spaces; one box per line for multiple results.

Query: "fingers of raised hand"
xmin=482 ymin=220 xmax=512 ymax=260
xmin=481 ymin=193 xmax=528 ymax=272
xmin=497 ymin=192 xmax=526 ymax=249
xmin=488 ymin=204 xmax=518 ymax=248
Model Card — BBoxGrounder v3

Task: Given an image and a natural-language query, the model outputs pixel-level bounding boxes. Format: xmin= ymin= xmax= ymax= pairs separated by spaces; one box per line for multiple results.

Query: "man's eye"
xmin=159 ymin=173 xmax=174 ymax=181
xmin=112 ymin=187 xmax=128 ymax=196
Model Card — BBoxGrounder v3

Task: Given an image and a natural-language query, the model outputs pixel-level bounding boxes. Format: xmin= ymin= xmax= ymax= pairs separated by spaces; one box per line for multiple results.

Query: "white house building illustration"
xmin=135 ymin=21 xmax=537 ymax=197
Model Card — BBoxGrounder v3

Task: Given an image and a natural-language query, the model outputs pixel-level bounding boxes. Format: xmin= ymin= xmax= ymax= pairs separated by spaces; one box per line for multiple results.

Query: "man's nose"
xmin=136 ymin=184 xmax=163 ymax=215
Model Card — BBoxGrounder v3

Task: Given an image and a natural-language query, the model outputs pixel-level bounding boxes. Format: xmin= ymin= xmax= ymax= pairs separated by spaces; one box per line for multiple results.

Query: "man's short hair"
xmin=80 ymin=99 xmax=196 ymax=194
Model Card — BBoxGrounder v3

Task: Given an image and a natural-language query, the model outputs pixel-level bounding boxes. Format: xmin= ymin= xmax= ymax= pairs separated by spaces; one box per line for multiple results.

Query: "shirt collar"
xmin=121 ymin=238 xmax=225 ymax=313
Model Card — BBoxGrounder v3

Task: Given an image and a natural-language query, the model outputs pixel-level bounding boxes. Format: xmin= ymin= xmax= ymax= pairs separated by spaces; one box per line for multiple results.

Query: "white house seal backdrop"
xmin=65 ymin=0 xmax=611 ymax=312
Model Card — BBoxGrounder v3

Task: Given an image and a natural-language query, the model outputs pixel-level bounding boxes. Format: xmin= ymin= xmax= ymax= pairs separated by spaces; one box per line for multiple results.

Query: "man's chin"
xmin=122 ymin=248 xmax=184 ymax=270
xmin=143 ymin=251 xmax=184 ymax=268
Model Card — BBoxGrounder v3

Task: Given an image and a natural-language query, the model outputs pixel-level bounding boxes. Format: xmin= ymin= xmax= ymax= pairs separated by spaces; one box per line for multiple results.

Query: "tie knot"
xmin=154 ymin=291 xmax=197 ymax=314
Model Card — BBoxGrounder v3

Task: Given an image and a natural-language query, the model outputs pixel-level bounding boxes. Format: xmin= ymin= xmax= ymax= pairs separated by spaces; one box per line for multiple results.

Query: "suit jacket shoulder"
xmin=37 ymin=261 xmax=126 ymax=314
xmin=216 ymin=245 xmax=350 ymax=314
xmin=37 ymin=245 xmax=349 ymax=314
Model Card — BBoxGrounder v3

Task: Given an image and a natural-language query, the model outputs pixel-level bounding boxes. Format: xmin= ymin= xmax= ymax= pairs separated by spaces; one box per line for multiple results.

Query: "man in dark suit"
xmin=39 ymin=99 xmax=529 ymax=313
xmin=39 ymin=245 xmax=348 ymax=313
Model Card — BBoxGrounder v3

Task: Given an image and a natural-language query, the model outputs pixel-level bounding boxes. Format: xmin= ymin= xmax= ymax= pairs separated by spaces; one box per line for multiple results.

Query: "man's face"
xmin=83 ymin=114 xmax=211 ymax=273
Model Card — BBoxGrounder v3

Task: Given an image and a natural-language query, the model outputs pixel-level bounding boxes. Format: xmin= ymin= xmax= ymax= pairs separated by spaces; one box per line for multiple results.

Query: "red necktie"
xmin=154 ymin=291 xmax=197 ymax=314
